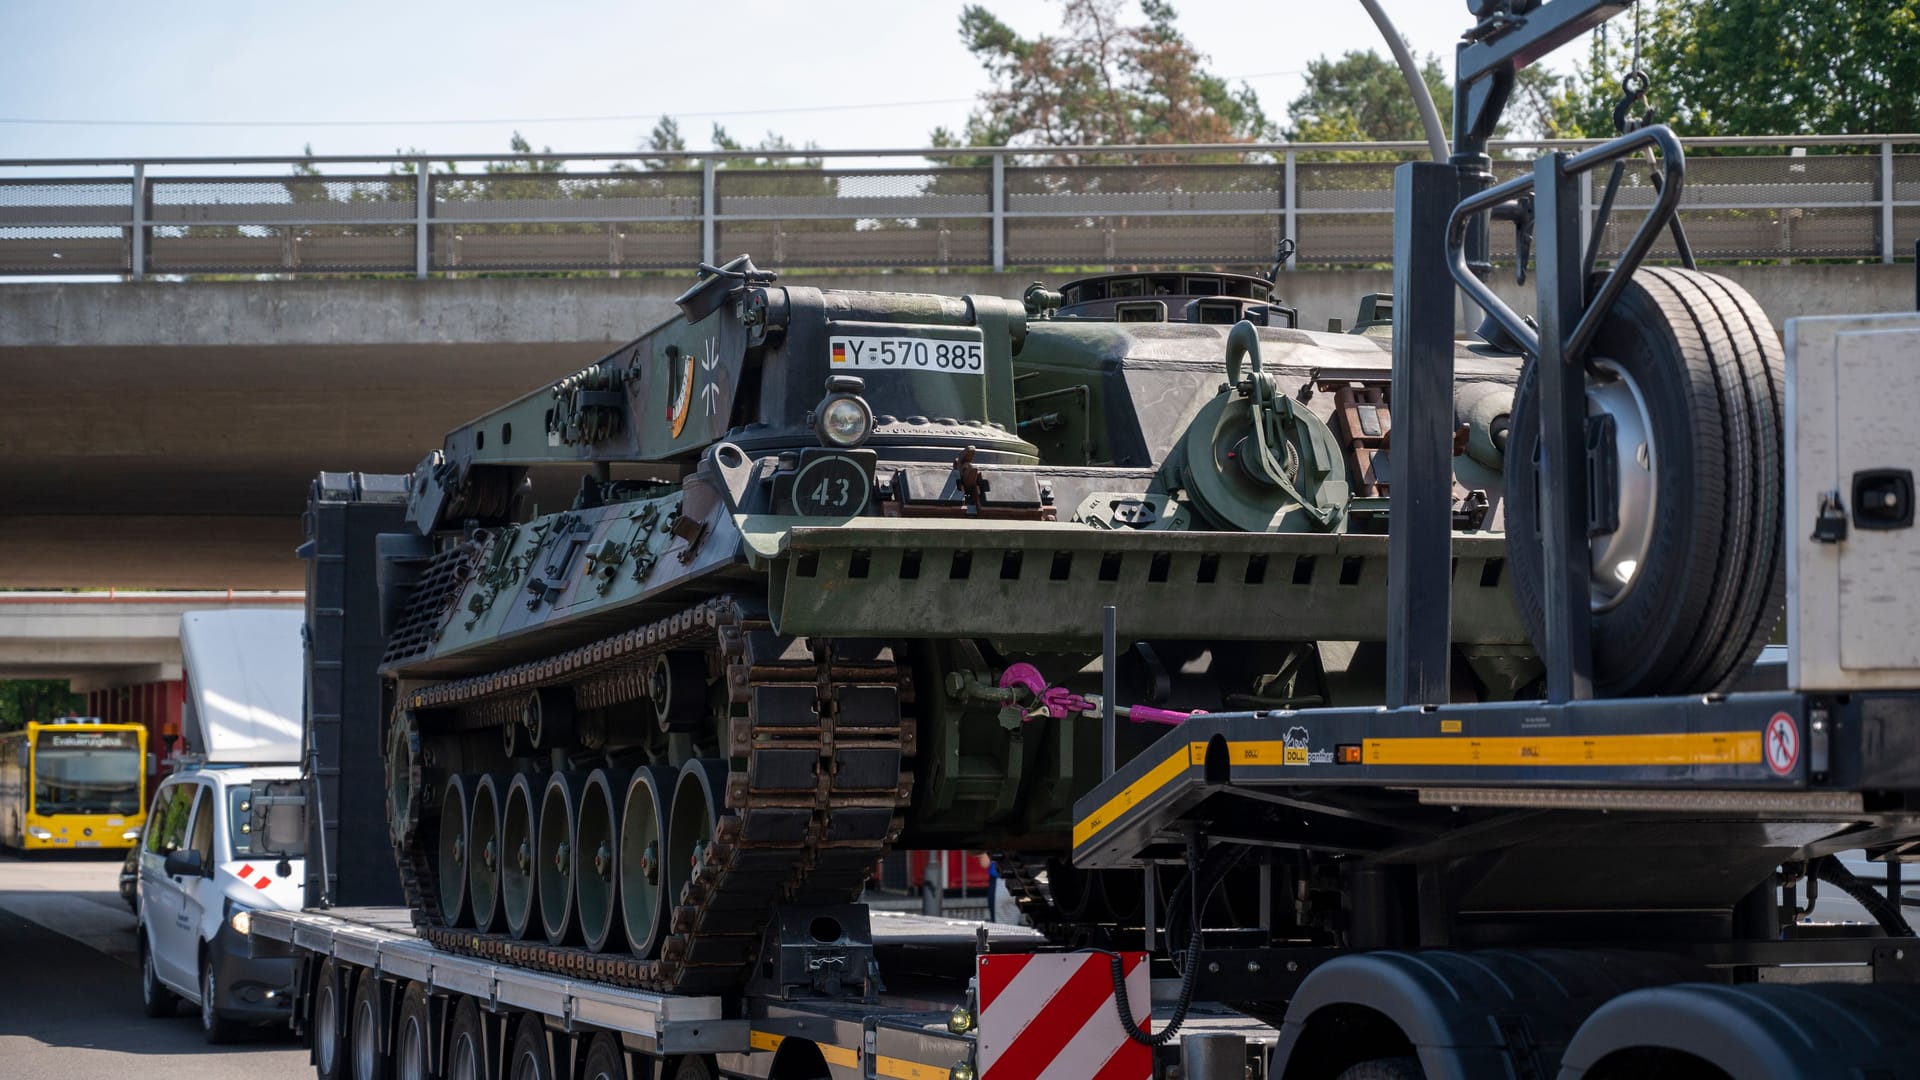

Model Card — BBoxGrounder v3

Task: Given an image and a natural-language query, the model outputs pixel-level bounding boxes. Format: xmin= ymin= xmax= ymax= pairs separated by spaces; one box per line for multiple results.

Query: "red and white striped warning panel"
xmin=976 ymin=951 xmax=1150 ymax=1080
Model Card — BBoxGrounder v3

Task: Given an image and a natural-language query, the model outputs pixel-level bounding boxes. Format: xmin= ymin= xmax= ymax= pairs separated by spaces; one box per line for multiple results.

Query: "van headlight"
xmin=122 ymin=830 xmax=141 ymax=841
xmin=229 ymin=907 xmax=253 ymax=936
xmin=27 ymin=826 xmax=52 ymax=840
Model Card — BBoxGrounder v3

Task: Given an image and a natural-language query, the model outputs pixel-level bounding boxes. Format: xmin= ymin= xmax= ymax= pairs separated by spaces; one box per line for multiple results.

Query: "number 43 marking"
xmin=810 ymin=477 xmax=852 ymax=508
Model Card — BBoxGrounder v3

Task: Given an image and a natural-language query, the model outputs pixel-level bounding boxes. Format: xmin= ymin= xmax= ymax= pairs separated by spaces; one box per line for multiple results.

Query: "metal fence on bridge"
xmin=2 ymin=137 xmax=1916 ymax=279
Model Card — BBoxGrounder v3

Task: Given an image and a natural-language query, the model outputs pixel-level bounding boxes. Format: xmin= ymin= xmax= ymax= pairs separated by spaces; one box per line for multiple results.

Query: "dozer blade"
xmin=756 ymin=517 xmax=1525 ymax=645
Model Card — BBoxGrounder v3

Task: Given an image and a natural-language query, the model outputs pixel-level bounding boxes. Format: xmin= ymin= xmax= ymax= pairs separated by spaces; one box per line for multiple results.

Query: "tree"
xmin=934 ymin=0 xmax=1270 ymax=159
xmin=0 ymin=680 xmax=83 ymax=732
xmin=1286 ymin=48 xmax=1572 ymax=147
xmin=1286 ymin=47 xmax=1451 ymax=145
xmin=1551 ymin=1 xmax=1920 ymax=137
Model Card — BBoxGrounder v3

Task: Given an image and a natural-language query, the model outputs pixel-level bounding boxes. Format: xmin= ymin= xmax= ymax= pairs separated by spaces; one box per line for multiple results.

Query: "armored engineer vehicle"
xmin=370 ymin=255 xmax=1539 ymax=992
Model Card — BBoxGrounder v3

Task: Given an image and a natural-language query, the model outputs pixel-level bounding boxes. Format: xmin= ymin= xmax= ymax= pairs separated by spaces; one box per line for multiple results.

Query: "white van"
xmin=136 ymin=609 xmax=307 ymax=1043
xmin=137 ymin=764 xmax=306 ymax=1040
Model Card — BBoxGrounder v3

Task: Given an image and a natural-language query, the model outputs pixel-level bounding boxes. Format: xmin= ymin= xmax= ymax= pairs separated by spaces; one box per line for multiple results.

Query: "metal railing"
xmin=3 ymin=136 xmax=1916 ymax=280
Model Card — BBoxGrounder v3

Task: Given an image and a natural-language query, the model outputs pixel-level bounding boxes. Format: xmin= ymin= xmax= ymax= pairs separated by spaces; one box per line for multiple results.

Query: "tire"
xmin=1504 ymin=269 xmax=1783 ymax=696
xmin=579 ymin=1032 xmax=624 ymax=1080
xmin=395 ymin=982 xmax=433 ymax=1080
xmin=139 ymin=934 xmax=179 ymax=1019
xmin=507 ymin=1014 xmax=553 ymax=1080
xmin=1336 ymin=1058 xmax=1425 ymax=1080
xmin=446 ymin=996 xmax=489 ymax=1080
xmin=352 ymin=969 xmax=393 ymax=1080
xmin=314 ymin=959 xmax=351 ymax=1080
xmin=201 ymin=951 xmax=244 ymax=1044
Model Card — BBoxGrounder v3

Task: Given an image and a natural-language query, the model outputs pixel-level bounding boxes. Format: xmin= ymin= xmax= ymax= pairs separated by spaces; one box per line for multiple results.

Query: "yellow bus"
xmin=0 ymin=719 xmax=148 ymax=852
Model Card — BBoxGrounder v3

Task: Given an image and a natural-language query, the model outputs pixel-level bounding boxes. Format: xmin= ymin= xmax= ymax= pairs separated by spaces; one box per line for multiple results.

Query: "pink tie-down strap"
xmin=996 ymin=663 xmax=1203 ymax=726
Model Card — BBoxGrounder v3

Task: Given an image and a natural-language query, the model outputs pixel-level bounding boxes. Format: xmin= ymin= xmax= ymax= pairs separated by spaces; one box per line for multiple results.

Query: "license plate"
xmin=829 ymin=336 xmax=984 ymax=374
xmin=78 ymin=840 xmax=101 ymax=847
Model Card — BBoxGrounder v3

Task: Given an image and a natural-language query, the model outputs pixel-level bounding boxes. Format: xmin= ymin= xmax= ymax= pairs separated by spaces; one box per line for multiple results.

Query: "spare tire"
xmin=1504 ymin=268 xmax=1782 ymax=696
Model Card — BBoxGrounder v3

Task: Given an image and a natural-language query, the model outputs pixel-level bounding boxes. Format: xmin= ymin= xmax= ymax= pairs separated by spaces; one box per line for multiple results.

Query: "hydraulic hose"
xmin=1107 ymin=836 xmax=1250 ymax=1046
xmin=1358 ymin=0 xmax=1449 ymax=163
xmin=1813 ymin=856 xmax=1915 ymax=937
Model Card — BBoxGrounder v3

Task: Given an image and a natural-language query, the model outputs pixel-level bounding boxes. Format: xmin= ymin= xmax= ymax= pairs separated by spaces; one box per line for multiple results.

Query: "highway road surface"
xmin=0 ymin=850 xmax=307 ymax=1079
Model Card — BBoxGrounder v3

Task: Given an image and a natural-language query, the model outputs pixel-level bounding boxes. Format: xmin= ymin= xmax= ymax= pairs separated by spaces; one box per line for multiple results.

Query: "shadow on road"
xmin=0 ymin=905 xmax=300 ymax=1059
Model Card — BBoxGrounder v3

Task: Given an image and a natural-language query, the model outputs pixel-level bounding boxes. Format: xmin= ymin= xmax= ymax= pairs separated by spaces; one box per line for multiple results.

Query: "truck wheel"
xmin=314 ymin=959 xmax=351 ymax=1080
xmin=139 ymin=935 xmax=179 ymax=1018
xmin=1504 ymin=269 xmax=1782 ymax=696
xmin=201 ymin=953 xmax=244 ymax=1044
xmin=446 ymin=996 xmax=488 ymax=1080
xmin=352 ymin=970 xmax=393 ymax=1080
xmin=395 ymin=982 xmax=432 ymax=1080
xmin=507 ymin=1015 xmax=552 ymax=1080
xmin=1336 ymin=1058 xmax=1424 ymax=1080
xmin=579 ymin=1032 xmax=624 ymax=1080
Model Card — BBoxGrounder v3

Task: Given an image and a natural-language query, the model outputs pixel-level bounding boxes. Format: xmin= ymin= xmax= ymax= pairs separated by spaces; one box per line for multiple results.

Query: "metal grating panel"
xmin=717 ymin=168 xmax=991 ymax=219
xmin=718 ymin=218 xmax=989 ymax=268
xmin=434 ymin=171 xmax=702 ymax=222
xmin=435 ymin=221 xmax=701 ymax=271
xmin=0 ymin=226 xmax=128 ymax=273
xmin=148 ymin=224 xmax=414 ymax=274
xmin=0 ymin=178 xmax=136 ymax=226
xmin=149 ymin=175 xmax=415 ymax=224
xmin=1006 ymin=162 xmax=1279 ymax=214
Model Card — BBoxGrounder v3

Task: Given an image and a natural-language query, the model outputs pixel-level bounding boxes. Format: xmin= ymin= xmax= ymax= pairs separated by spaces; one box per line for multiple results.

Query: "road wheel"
xmin=352 ymin=969 xmax=393 ymax=1080
xmin=446 ymin=996 xmax=489 ymax=1080
xmin=395 ymin=981 xmax=433 ymax=1080
xmin=507 ymin=1014 xmax=553 ymax=1080
xmin=314 ymin=959 xmax=351 ymax=1080
xmin=139 ymin=934 xmax=179 ymax=1018
xmin=1504 ymin=269 xmax=1783 ymax=696
xmin=201 ymin=952 xmax=244 ymax=1044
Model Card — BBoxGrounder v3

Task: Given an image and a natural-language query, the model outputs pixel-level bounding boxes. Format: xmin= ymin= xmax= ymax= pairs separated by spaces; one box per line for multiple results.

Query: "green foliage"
xmin=0 ymin=680 xmax=83 ymax=732
xmin=934 ymin=0 xmax=1270 ymax=162
xmin=1550 ymin=0 xmax=1920 ymax=138
xmin=1286 ymin=46 xmax=1452 ymax=147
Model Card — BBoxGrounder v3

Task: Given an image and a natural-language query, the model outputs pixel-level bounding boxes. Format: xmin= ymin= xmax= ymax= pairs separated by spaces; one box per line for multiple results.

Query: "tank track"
xmin=395 ymin=595 xmax=916 ymax=993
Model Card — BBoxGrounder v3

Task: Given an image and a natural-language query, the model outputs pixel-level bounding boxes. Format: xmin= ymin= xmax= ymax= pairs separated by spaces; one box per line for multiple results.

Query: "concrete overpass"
xmin=0 ymin=591 xmax=304 ymax=691
xmin=2 ymin=265 xmax=1913 ymax=590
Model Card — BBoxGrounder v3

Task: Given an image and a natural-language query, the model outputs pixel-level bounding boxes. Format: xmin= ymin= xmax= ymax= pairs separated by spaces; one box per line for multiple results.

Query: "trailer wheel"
xmin=395 ymin=982 xmax=433 ymax=1080
xmin=352 ymin=970 xmax=393 ymax=1080
xmin=507 ymin=1015 xmax=553 ymax=1080
xmin=579 ymin=1032 xmax=625 ymax=1080
xmin=313 ymin=959 xmax=350 ymax=1080
xmin=445 ymin=996 xmax=488 ymax=1080
xmin=1335 ymin=1058 xmax=1424 ymax=1080
xmin=1504 ymin=269 xmax=1782 ymax=696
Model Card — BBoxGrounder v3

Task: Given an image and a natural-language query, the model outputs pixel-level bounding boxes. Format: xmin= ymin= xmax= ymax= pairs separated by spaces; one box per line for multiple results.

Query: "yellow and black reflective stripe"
xmin=873 ymin=1055 xmax=951 ymax=1080
xmin=1073 ymin=731 xmax=1767 ymax=846
xmin=1362 ymin=731 xmax=1761 ymax=767
xmin=749 ymin=1030 xmax=860 ymax=1069
xmin=1071 ymin=741 xmax=1206 ymax=848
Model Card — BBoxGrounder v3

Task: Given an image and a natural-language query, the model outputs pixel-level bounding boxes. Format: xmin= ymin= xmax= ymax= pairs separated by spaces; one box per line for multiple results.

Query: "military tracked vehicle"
xmin=370 ymin=255 xmax=1537 ymax=991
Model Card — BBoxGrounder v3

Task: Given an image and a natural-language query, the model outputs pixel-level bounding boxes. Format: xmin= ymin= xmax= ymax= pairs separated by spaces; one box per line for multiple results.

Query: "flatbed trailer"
xmin=252 ymin=904 xmax=1279 ymax=1080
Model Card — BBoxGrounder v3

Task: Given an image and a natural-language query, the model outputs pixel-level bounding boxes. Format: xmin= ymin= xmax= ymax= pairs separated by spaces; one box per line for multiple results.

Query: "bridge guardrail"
xmin=2 ymin=137 xmax=1915 ymax=279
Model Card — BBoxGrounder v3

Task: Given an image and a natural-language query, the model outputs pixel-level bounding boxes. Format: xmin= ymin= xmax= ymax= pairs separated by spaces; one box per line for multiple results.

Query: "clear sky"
xmin=0 ymin=0 xmax=1568 ymax=165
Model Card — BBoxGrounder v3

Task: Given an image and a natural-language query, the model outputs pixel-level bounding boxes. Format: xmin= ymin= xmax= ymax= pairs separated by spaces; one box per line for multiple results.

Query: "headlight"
xmin=27 ymin=826 xmax=52 ymax=840
xmin=819 ymin=396 xmax=872 ymax=447
xmin=813 ymin=375 xmax=873 ymax=448
xmin=229 ymin=908 xmax=253 ymax=936
xmin=122 ymin=830 xmax=141 ymax=841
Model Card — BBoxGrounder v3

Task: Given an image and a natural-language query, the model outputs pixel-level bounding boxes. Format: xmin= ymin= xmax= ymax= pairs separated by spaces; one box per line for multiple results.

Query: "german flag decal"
xmin=831 ymin=342 xmax=848 ymax=365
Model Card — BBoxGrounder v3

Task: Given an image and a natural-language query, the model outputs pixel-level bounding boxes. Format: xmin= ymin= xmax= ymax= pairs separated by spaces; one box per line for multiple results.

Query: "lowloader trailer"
xmin=251 ymin=2 xmax=1920 ymax=1077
